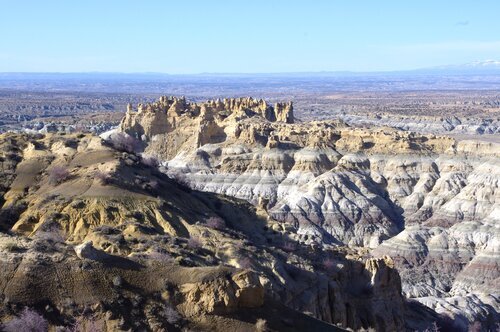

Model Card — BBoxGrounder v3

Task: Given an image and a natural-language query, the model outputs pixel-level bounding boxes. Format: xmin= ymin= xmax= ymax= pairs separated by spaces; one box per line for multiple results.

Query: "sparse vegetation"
xmin=468 ymin=321 xmax=481 ymax=332
xmin=323 ymin=258 xmax=336 ymax=272
xmin=67 ymin=316 xmax=103 ymax=332
xmin=0 ymin=85 xmax=497 ymax=332
xmin=141 ymin=155 xmax=159 ymax=168
xmin=187 ymin=236 xmax=202 ymax=249
xmin=423 ymin=321 xmax=440 ymax=332
xmin=36 ymin=221 xmax=65 ymax=243
xmin=2 ymin=307 xmax=48 ymax=332
xmin=48 ymin=166 xmax=70 ymax=185
xmin=146 ymin=179 xmax=160 ymax=191
xmin=281 ymin=241 xmax=296 ymax=252
xmin=149 ymin=250 xmax=173 ymax=263
xmin=95 ymin=170 xmax=111 ymax=185
xmin=168 ymin=171 xmax=191 ymax=188
xmin=108 ymin=132 xmax=140 ymax=153
xmin=205 ymin=217 xmax=225 ymax=230
xmin=238 ymin=256 xmax=253 ymax=269
xmin=164 ymin=305 xmax=181 ymax=325
xmin=2 ymin=241 xmax=21 ymax=252
xmin=65 ymin=317 xmax=103 ymax=332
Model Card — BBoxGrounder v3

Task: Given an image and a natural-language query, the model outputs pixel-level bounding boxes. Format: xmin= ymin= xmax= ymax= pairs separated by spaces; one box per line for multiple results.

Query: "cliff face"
xmin=119 ymin=96 xmax=293 ymax=160
xmin=118 ymin=96 xmax=500 ymax=329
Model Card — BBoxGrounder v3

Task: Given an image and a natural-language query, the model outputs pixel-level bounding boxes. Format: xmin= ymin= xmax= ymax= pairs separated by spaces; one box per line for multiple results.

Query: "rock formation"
xmin=0 ymin=95 xmax=497 ymax=330
xmin=116 ymin=96 xmax=500 ymax=330
xmin=0 ymin=131 xmax=441 ymax=331
xmin=119 ymin=96 xmax=293 ymax=159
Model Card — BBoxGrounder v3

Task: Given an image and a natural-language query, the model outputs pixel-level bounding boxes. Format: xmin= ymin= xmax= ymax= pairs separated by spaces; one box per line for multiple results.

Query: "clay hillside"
xmin=0 ymin=96 xmax=498 ymax=331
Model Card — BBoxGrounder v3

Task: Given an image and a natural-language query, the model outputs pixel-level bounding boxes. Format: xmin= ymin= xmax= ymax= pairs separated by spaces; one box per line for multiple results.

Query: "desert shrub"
xmin=423 ymin=321 xmax=440 ymax=332
xmin=168 ymin=171 xmax=191 ymax=187
xmin=233 ymin=241 xmax=243 ymax=251
xmin=281 ymin=241 xmax=296 ymax=252
xmin=149 ymin=251 xmax=173 ymax=263
xmin=95 ymin=170 xmax=111 ymax=185
xmin=323 ymin=258 xmax=336 ymax=272
xmin=255 ymin=318 xmax=267 ymax=332
xmin=187 ymin=236 xmax=202 ymax=249
xmin=108 ymin=132 xmax=140 ymax=153
xmin=205 ymin=217 xmax=225 ymax=230
xmin=2 ymin=307 xmax=48 ymax=332
xmin=144 ymin=179 xmax=160 ymax=191
xmin=68 ymin=316 xmax=103 ymax=332
xmin=437 ymin=313 xmax=464 ymax=331
xmin=49 ymin=166 xmax=70 ymax=185
xmin=150 ymin=179 xmax=160 ymax=189
xmin=36 ymin=221 xmax=65 ymax=243
xmin=164 ymin=305 xmax=181 ymax=324
xmin=238 ymin=256 xmax=253 ymax=269
xmin=468 ymin=321 xmax=481 ymax=332
xmin=2 ymin=241 xmax=21 ymax=252
xmin=85 ymin=319 xmax=102 ymax=332
xmin=141 ymin=155 xmax=159 ymax=168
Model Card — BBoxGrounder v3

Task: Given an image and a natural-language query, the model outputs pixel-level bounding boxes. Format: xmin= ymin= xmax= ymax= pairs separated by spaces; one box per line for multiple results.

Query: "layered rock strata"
xmin=118 ymin=96 xmax=500 ymax=329
xmin=0 ymin=132 xmax=440 ymax=331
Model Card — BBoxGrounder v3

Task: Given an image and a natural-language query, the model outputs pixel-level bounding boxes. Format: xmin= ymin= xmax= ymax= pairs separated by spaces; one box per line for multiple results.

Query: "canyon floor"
xmin=0 ymin=92 xmax=498 ymax=331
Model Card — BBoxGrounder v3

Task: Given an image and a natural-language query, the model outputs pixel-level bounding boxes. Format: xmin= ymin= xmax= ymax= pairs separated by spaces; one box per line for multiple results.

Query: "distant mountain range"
xmin=0 ymin=60 xmax=499 ymax=96
xmin=1 ymin=60 xmax=500 ymax=79
xmin=414 ymin=60 xmax=500 ymax=75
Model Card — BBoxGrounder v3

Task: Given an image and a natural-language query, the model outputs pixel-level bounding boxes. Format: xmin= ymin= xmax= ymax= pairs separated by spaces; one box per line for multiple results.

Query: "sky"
xmin=1 ymin=0 xmax=499 ymax=73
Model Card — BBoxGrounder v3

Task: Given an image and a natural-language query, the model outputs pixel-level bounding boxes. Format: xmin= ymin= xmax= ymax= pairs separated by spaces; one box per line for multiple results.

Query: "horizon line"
xmin=1 ymin=68 xmax=500 ymax=77
xmin=0 ymin=60 xmax=499 ymax=76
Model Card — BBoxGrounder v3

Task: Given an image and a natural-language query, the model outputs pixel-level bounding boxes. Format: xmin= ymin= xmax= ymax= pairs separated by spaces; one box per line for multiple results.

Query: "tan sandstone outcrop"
xmin=178 ymin=270 xmax=264 ymax=316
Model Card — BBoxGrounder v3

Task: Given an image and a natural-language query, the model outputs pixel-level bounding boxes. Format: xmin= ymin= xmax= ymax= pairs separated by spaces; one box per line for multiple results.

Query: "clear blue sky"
xmin=1 ymin=0 xmax=499 ymax=73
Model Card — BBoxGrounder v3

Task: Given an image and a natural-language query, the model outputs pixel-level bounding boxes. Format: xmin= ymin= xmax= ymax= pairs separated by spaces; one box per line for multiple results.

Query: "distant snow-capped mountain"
xmin=464 ymin=60 xmax=500 ymax=67
xmin=432 ymin=60 xmax=500 ymax=70
xmin=413 ymin=60 xmax=500 ymax=75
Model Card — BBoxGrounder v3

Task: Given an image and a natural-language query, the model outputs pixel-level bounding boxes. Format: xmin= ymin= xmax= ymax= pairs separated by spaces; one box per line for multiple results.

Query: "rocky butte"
xmin=0 ymin=96 xmax=497 ymax=331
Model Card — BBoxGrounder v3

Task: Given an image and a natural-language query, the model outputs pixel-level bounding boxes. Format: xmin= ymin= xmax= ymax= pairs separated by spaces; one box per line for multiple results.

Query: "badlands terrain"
xmin=0 ymin=93 xmax=498 ymax=331
xmin=119 ymin=97 xmax=499 ymax=327
xmin=1 ymin=73 xmax=499 ymax=140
